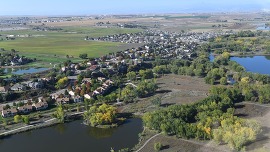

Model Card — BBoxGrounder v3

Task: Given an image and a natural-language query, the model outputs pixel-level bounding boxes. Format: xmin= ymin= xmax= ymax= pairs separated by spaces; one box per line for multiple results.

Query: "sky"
xmin=0 ymin=0 xmax=270 ymax=15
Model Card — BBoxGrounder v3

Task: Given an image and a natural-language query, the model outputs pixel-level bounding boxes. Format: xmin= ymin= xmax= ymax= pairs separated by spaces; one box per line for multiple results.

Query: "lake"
xmin=0 ymin=118 xmax=143 ymax=152
xmin=231 ymin=56 xmax=270 ymax=75
xmin=4 ymin=67 xmax=48 ymax=75
xmin=256 ymin=23 xmax=270 ymax=31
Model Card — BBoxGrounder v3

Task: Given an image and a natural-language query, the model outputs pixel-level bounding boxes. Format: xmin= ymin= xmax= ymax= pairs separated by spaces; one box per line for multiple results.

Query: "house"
xmin=33 ymin=101 xmax=48 ymax=111
xmin=82 ymin=78 xmax=92 ymax=84
xmin=2 ymin=108 xmax=18 ymax=117
xmin=84 ymin=93 xmax=93 ymax=100
xmin=0 ymin=105 xmax=4 ymax=112
xmin=0 ymin=86 xmax=10 ymax=93
xmin=97 ymin=77 xmax=106 ymax=82
xmin=28 ymin=81 xmax=44 ymax=89
xmin=17 ymin=105 xmax=33 ymax=114
xmin=69 ymin=90 xmax=75 ymax=96
xmin=11 ymin=83 xmax=27 ymax=91
xmin=73 ymin=95 xmax=83 ymax=103
xmin=56 ymin=98 xmax=70 ymax=104
xmin=88 ymin=65 xmax=99 ymax=71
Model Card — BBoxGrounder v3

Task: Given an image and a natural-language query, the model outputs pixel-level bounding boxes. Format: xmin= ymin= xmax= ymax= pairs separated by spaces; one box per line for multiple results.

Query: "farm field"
xmin=0 ymin=27 xmax=143 ymax=66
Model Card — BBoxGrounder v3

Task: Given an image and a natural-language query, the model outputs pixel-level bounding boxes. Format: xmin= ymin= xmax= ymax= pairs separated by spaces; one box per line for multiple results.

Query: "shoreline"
xmin=0 ymin=111 xmax=84 ymax=138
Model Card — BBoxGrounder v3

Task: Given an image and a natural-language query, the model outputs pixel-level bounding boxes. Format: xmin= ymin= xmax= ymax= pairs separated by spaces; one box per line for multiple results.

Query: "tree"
xmin=126 ymin=71 xmax=137 ymax=81
xmin=22 ymin=115 xmax=30 ymax=124
xmin=213 ymin=118 xmax=261 ymax=151
xmin=52 ymin=104 xmax=65 ymax=123
xmin=84 ymin=104 xmax=117 ymax=126
xmin=139 ymin=69 xmax=154 ymax=79
xmin=151 ymin=96 xmax=162 ymax=107
xmin=220 ymin=77 xmax=227 ymax=85
xmin=79 ymin=53 xmax=88 ymax=59
xmin=120 ymin=85 xmax=137 ymax=103
xmin=55 ymin=77 xmax=68 ymax=89
xmin=154 ymin=142 xmax=163 ymax=151
xmin=14 ymin=115 xmax=22 ymax=123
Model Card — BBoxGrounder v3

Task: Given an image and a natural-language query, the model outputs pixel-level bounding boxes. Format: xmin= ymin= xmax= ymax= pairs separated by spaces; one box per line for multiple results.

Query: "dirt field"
xmin=234 ymin=102 xmax=270 ymax=151
xmin=157 ymin=74 xmax=211 ymax=105
xmin=138 ymin=134 xmax=229 ymax=152
xmin=120 ymin=74 xmax=211 ymax=115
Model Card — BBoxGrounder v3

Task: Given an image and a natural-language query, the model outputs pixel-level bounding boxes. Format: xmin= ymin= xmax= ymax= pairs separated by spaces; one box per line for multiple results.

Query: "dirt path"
xmin=136 ymin=133 xmax=162 ymax=152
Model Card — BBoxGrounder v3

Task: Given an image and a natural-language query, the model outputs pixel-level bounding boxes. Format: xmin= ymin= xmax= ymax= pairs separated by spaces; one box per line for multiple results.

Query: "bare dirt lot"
xmin=157 ymin=74 xmax=211 ymax=105
xmin=120 ymin=74 xmax=211 ymax=115
xmin=234 ymin=102 xmax=270 ymax=151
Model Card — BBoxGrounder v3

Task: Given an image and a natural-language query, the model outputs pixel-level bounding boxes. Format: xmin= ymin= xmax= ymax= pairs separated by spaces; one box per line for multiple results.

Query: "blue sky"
xmin=0 ymin=0 xmax=270 ymax=15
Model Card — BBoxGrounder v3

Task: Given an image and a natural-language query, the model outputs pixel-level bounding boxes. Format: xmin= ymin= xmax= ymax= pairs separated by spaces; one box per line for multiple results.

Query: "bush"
xmin=154 ymin=142 xmax=163 ymax=151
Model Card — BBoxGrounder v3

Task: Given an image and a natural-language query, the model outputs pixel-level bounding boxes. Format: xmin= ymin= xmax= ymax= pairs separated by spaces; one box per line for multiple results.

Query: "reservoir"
xmin=231 ymin=56 xmax=270 ymax=75
xmin=0 ymin=118 xmax=143 ymax=152
xmin=4 ymin=67 xmax=48 ymax=75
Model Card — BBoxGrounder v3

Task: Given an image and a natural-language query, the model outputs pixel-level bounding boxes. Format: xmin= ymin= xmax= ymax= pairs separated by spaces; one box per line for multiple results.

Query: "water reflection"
xmin=0 ymin=118 xmax=143 ymax=152
xmin=87 ymin=126 xmax=116 ymax=139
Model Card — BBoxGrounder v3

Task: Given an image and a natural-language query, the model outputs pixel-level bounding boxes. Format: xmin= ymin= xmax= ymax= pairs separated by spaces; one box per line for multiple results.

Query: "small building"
xmin=2 ymin=108 xmax=18 ymax=117
xmin=11 ymin=83 xmax=27 ymax=91
xmin=69 ymin=91 xmax=75 ymax=96
xmin=0 ymin=86 xmax=10 ymax=93
xmin=33 ymin=101 xmax=48 ymax=111
xmin=17 ymin=105 xmax=33 ymax=114
xmin=73 ymin=95 xmax=83 ymax=103
xmin=56 ymin=98 xmax=70 ymax=104
xmin=84 ymin=93 xmax=93 ymax=100
xmin=28 ymin=81 xmax=44 ymax=89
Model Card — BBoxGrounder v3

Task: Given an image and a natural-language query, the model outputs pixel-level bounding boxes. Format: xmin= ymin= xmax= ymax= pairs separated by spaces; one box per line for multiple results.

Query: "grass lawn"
xmin=0 ymin=27 xmax=143 ymax=66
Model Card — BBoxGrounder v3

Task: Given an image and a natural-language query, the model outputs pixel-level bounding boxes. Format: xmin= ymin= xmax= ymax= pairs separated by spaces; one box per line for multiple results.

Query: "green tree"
xmin=126 ymin=71 xmax=137 ymax=81
xmin=151 ymin=96 xmax=162 ymax=107
xmin=52 ymin=104 xmax=65 ymax=123
xmin=55 ymin=77 xmax=68 ymax=89
xmin=14 ymin=115 xmax=22 ymax=123
xmin=220 ymin=77 xmax=227 ymax=85
xmin=154 ymin=142 xmax=163 ymax=151
xmin=79 ymin=53 xmax=88 ymax=59
xmin=22 ymin=115 xmax=30 ymax=125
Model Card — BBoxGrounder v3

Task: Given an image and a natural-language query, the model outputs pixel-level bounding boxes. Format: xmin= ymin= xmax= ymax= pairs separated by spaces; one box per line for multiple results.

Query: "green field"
xmin=0 ymin=27 xmax=143 ymax=66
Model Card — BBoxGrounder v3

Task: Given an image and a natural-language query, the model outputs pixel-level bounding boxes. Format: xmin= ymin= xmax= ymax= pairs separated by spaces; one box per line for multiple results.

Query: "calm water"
xmin=0 ymin=118 xmax=143 ymax=152
xmin=257 ymin=23 xmax=270 ymax=31
xmin=4 ymin=67 xmax=48 ymax=75
xmin=231 ymin=56 xmax=270 ymax=75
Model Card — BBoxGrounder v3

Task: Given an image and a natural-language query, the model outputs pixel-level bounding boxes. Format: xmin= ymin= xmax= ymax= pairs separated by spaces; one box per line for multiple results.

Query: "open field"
xmin=0 ymin=27 xmax=143 ymax=66
xmin=234 ymin=102 xmax=270 ymax=151
xmin=120 ymin=74 xmax=211 ymax=115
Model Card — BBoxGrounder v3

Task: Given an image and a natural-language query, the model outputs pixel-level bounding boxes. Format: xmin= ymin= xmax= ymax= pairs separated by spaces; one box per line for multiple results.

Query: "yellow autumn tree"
xmin=213 ymin=117 xmax=261 ymax=151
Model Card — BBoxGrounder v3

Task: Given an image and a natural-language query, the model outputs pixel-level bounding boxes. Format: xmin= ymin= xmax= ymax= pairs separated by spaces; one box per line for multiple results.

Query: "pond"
xmin=4 ymin=67 xmax=48 ymax=75
xmin=256 ymin=23 xmax=270 ymax=31
xmin=231 ymin=56 xmax=270 ymax=75
xmin=0 ymin=118 xmax=143 ymax=152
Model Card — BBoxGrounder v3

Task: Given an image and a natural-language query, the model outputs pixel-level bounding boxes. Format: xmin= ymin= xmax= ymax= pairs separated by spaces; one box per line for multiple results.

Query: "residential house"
xmin=82 ymin=78 xmax=92 ymax=84
xmin=84 ymin=93 xmax=93 ymax=100
xmin=28 ymin=80 xmax=44 ymax=89
xmin=33 ymin=101 xmax=48 ymax=111
xmin=17 ymin=105 xmax=33 ymax=114
xmin=0 ymin=105 xmax=4 ymax=112
xmin=0 ymin=86 xmax=10 ymax=93
xmin=69 ymin=90 xmax=75 ymax=96
xmin=97 ymin=77 xmax=106 ymax=82
xmin=2 ymin=108 xmax=18 ymax=117
xmin=56 ymin=97 xmax=70 ymax=104
xmin=73 ymin=95 xmax=83 ymax=103
xmin=11 ymin=83 xmax=27 ymax=91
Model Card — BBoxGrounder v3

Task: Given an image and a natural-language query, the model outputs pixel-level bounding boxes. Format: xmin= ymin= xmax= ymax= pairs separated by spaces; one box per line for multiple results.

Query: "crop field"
xmin=0 ymin=27 xmax=143 ymax=66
